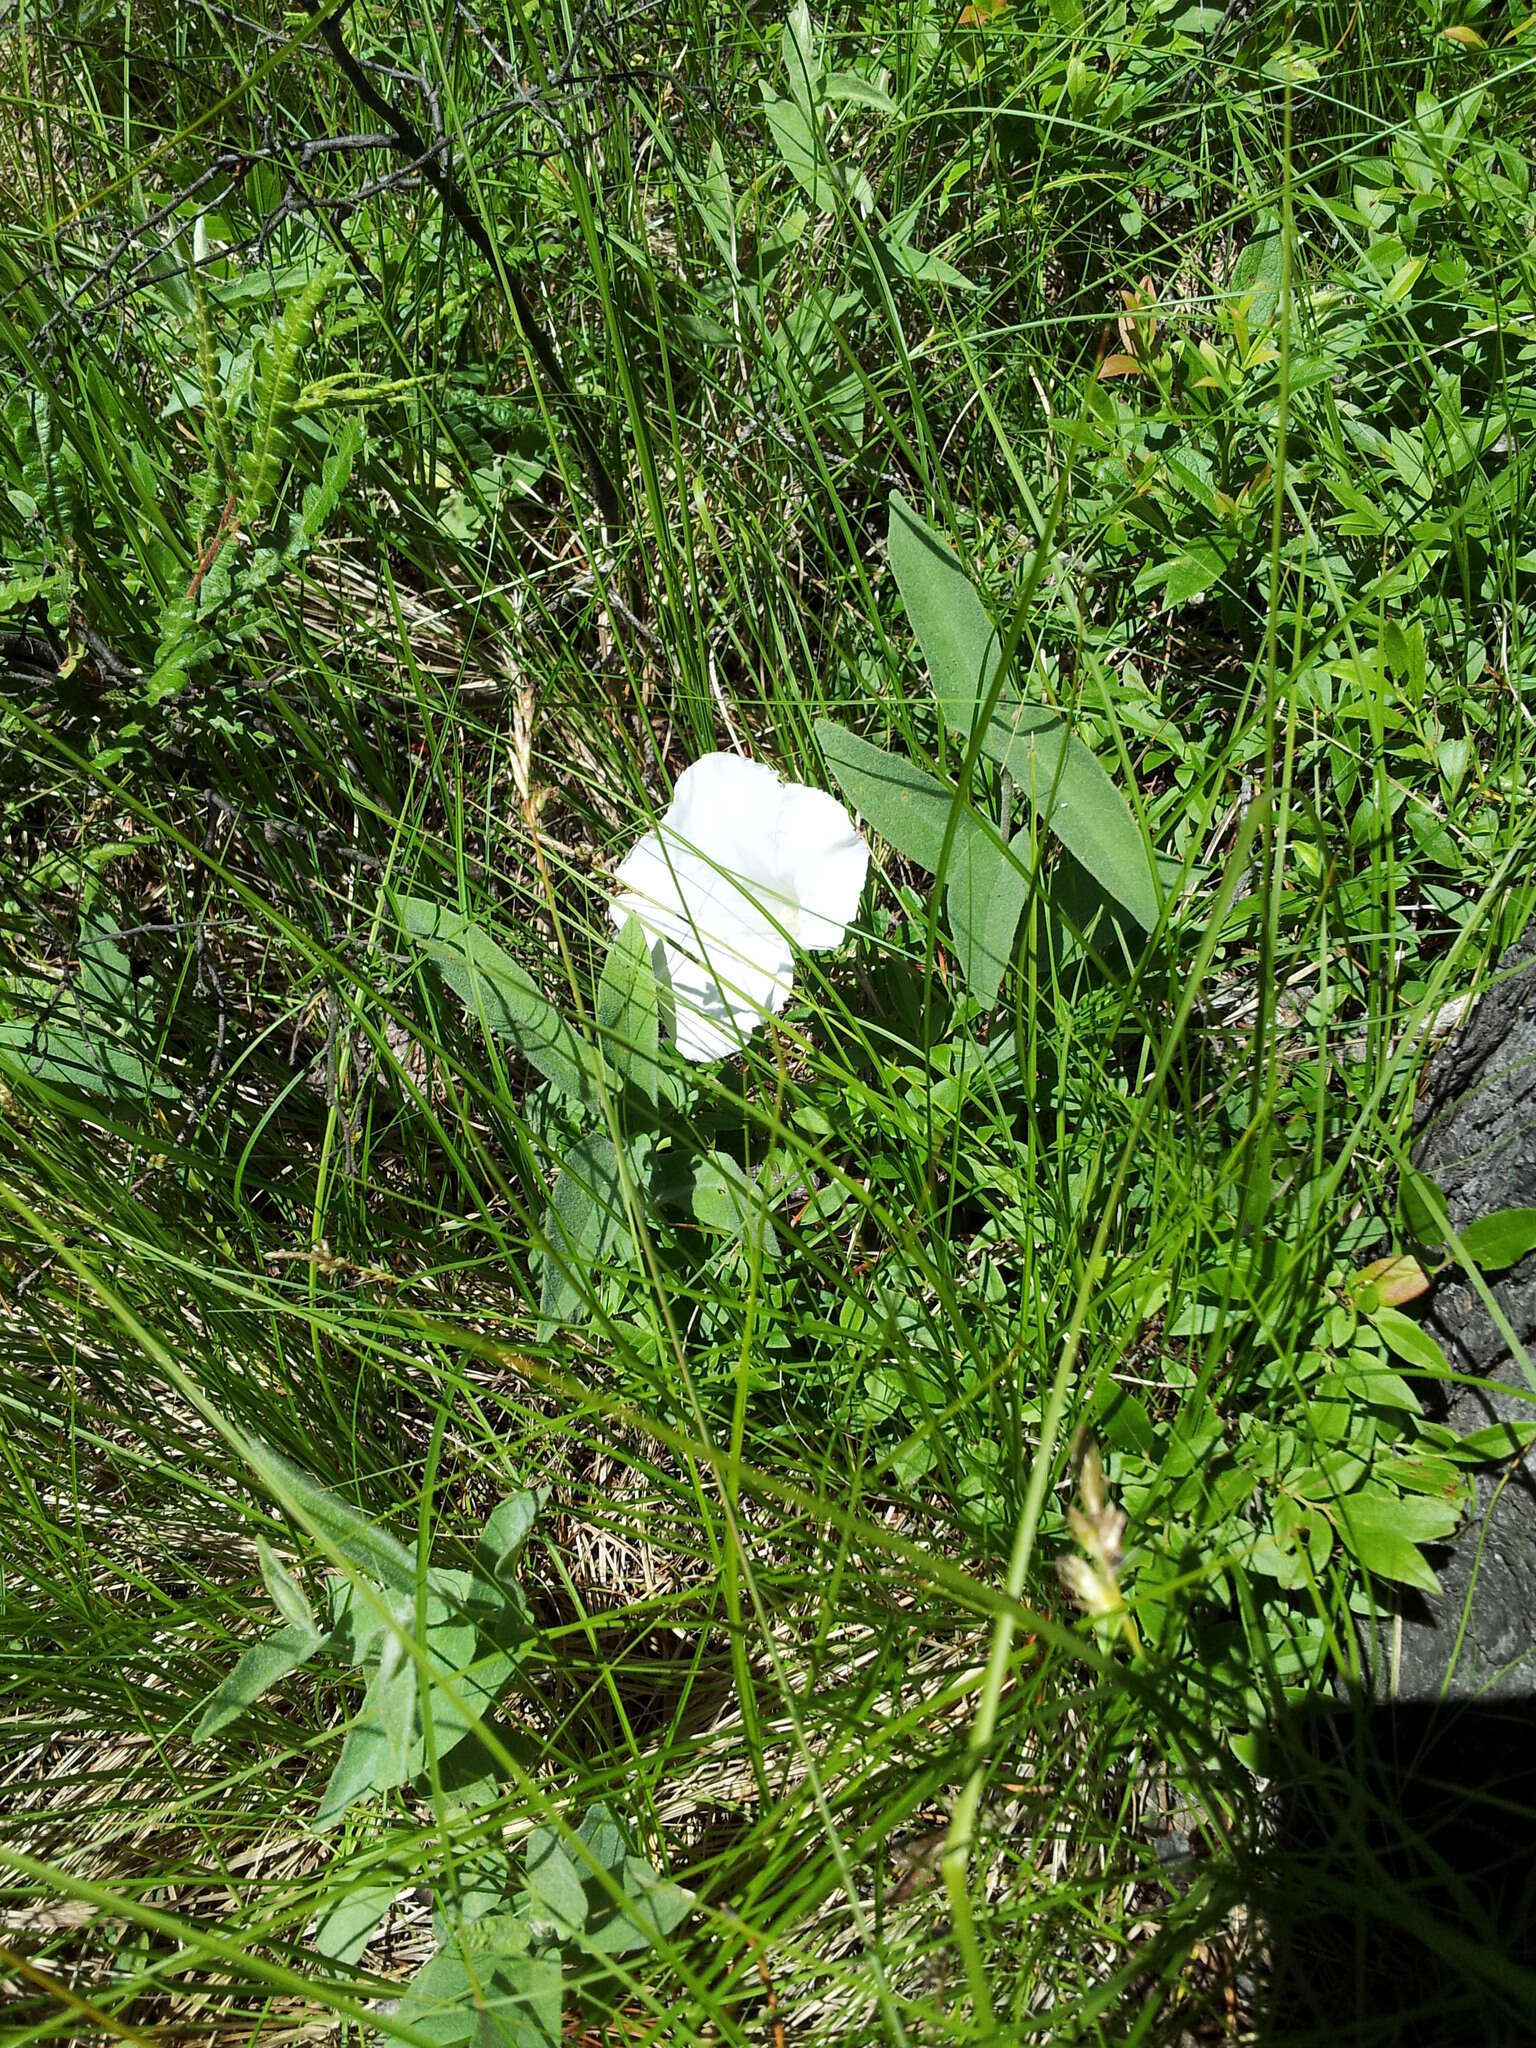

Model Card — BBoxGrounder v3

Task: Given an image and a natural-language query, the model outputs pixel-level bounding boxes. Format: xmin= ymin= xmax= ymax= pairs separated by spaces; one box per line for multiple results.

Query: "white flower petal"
xmin=609 ymin=751 xmax=866 ymax=1062
xmin=665 ymin=754 xmax=787 ymax=897
xmin=770 ymin=783 xmax=870 ymax=950
xmin=652 ymin=919 xmax=794 ymax=1063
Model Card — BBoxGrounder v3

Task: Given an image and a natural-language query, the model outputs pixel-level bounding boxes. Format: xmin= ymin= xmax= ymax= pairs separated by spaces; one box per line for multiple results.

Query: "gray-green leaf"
xmin=887 ymin=494 xmax=1000 ymax=737
xmin=977 ymin=697 xmax=1158 ymax=932
xmin=313 ymin=1882 xmax=395 ymax=1965
xmin=400 ymin=895 xmax=599 ymax=1105
xmin=945 ymin=832 xmax=1028 ymax=1007
xmin=194 ymin=1619 xmax=324 ymax=1742
xmin=815 ymin=721 xmax=970 ymax=872
xmin=238 ymin=1438 xmax=419 ymax=1596
xmin=598 ymin=915 xmax=659 ymax=1105
xmin=539 ymin=1133 xmax=633 ymax=1329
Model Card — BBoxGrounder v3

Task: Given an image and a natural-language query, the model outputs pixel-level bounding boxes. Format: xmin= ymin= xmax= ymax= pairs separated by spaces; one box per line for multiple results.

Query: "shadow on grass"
xmin=1253 ymin=1697 xmax=1536 ymax=2045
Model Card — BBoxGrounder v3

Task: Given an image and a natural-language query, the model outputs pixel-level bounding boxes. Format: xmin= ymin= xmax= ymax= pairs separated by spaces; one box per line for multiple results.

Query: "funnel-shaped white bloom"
xmin=611 ymin=753 xmax=869 ymax=1062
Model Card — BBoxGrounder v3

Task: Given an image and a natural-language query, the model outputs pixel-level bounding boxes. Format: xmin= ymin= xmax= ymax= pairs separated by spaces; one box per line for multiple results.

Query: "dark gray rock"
xmin=1392 ymin=927 xmax=1536 ymax=1701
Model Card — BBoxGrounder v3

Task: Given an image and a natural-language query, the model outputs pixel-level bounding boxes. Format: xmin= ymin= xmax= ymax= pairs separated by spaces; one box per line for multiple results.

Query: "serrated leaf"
xmin=400 ymin=896 xmax=599 ymax=1106
xmin=598 ymin=916 xmax=659 ymax=1105
xmin=194 ymin=1619 xmax=325 ymax=1741
xmin=1458 ymin=1206 xmax=1536 ymax=1272
xmin=313 ymin=1882 xmax=395 ymax=1965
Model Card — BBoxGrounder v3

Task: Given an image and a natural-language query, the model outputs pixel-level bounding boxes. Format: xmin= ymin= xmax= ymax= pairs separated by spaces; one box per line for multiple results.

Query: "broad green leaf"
xmin=1399 ymin=1166 xmax=1448 ymax=1245
xmin=1333 ymin=1351 xmax=1422 ymax=1412
xmin=0 ymin=1017 xmax=174 ymax=1102
xmin=78 ymin=900 xmax=148 ymax=1041
xmin=238 ymin=1438 xmax=419 ymax=1596
xmin=1089 ymin=1369 xmax=1156 ymax=1457
xmin=887 ymin=494 xmax=999 ymax=736
xmin=1369 ymin=1305 xmax=1451 ymax=1375
xmin=523 ymin=1828 xmax=588 ymax=1933
xmin=760 ymin=91 xmax=870 ymax=214
xmin=582 ymin=1857 xmax=693 ymax=1958
xmin=782 ymin=0 xmax=821 ymax=111
xmin=980 ymin=698 xmax=1158 ymax=932
xmin=400 ymin=896 xmax=598 ymax=1105
xmin=1453 ymin=1420 xmax=1536 ymax=1462
xmin=576 ymin=1802 xmax=629 ymax=1876
xmin=313 ymin=1882 xmax=395 ymax=1965
xmin=257 ymin=1538 xmax=317 ymax=1637
xmin=886 ymin=498 xmax=1157 ymax=930
xmin=316 ymin=1625 xmax=417 ymax=1828
xmin=393 ymin=1946 xmax=561 ymax=2048
xmin=540 ymin=1133 xmax=633 ymax=1328
xmin=475 ymin=1493 xmax=539 ymax=1588
xmin=825 ymin=68 xmax=897 ymax=113
xmin=194 ymin=1619 xmax=324 ymax=1741
xmin=944 ymin=831 xmax=1027 ymax=1007
xmin=878 ymin=224 xmax=973 ymax=291
xmin=690 ymin=1151 xmax=780 ymax=1263
xmin=1228 ymin=227 xmax=1284 ymax=329
xmin=815 ymin=722 xmax=1026 ymax=1001
xmin=1458 ymin=1206 xmax=1536 ymax=1272
xmin=1336 ymin=1491 xmax=1458 ymax=1594
xmin=815 ymin=720 xmax=971 ymax=871
xmin=598 ymin=915 xmax=659 ymax=1105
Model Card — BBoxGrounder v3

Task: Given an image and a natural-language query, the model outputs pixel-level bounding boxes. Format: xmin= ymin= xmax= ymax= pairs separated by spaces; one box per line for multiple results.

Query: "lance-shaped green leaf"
xmin=977 ymin=695 xmax=1159 ymax=932
xmin=597 ymin=915 xmax=659 ymax=1105
xmin=886 ymin=496 xmax=1158 ymax=932
xmin=814 ymin=720 xmax=969 ymax=871
xmin=238 ymin=1437 xmax=419 ymax=1596
xmin=400 ymin=896 xmax=600 ymax=1105
xmin=539 ymin=1133 xmax=634 ymax=1330
xmin=194 ymin=1619 xmax=325 ymax=1742
xmin=888 ymin=493 xmax=1000 ymax=736
xmin=316 ymin=1619 xmax=418 ymax=1828
xmin=945 ymin=833 xmax=1029 ymax=1007
xmin=815 ymin=721 xmax=1028 ymax=1002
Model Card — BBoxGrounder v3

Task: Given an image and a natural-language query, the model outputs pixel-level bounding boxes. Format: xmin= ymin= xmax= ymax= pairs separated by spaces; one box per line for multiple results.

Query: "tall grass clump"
xmin=3 ymin=0 xmax=1535 ymax=2041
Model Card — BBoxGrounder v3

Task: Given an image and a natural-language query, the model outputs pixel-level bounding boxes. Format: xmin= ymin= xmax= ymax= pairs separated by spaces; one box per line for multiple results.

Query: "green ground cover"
xmin=3 ymin=0 xmax=1535 ymax=2039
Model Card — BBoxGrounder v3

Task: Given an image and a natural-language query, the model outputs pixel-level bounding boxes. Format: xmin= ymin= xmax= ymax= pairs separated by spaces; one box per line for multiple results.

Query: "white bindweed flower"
xmin=610 ymin=752 xmax=869 ymax=1063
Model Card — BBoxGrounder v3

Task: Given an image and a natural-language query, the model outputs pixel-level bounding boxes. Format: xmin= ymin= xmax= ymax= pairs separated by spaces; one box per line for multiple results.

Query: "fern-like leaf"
xmin=241 ymin=259 xmax=340 ymax=529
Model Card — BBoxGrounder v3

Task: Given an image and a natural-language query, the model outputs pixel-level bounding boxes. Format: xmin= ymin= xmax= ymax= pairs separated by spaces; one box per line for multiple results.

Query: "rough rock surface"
xmin=1391 ymin=926 xmax=1536 ymax=1700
